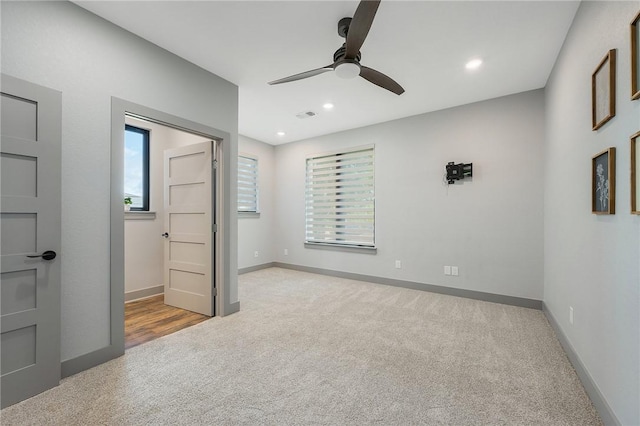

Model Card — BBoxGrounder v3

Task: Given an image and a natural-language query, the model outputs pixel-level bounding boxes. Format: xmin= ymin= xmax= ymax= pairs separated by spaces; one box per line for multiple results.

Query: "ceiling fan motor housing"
xmin=333 ymin=45 xmax=361 ymax=63
xmin=338 ymin=17 xmax=352 ymax=38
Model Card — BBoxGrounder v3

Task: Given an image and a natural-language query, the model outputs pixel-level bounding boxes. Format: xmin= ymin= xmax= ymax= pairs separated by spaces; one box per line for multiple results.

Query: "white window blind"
xmin=238 ymin=155 xmax=258 ymax=213
xmin=305 ymin=146 xmax=375 ymax=247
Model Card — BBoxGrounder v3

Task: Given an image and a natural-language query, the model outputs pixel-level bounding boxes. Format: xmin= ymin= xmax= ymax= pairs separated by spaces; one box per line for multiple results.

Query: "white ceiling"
xmin=75 ymin=1 xmax=580 ymax=145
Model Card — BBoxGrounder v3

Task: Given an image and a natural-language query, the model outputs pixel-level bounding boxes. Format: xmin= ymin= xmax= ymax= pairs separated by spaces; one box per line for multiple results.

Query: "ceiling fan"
xmin=268 ymin=0 xmax=404 ymax=95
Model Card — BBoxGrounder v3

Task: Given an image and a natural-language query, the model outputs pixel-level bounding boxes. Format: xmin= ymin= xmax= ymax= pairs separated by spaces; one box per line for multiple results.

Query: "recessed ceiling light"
xmin=465 ymin=58 xmax=483 ymax=70
xmin=276 ymin=131 xmax=285 ymax=136
xmin=323 ymin=103 xmax=334 ymax=110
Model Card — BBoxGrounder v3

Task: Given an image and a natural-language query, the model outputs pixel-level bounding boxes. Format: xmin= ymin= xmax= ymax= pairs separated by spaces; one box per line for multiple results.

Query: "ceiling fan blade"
xmin=345 ymin=0 xmax=381 ymax=59
xmin=268 ymin=65 xmax=334 ymax=85
xmin=360 ymin=66 xmax=405 ymax=95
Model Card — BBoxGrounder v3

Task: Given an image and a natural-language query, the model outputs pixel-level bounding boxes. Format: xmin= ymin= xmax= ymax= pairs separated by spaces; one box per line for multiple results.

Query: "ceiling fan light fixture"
xmin=335 ymin=62 xmax=361 ymax=79
xmin=267 ymin=1 xmax=403 ymax=95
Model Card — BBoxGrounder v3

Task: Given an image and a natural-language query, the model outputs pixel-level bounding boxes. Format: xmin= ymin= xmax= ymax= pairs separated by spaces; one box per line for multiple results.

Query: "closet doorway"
xmin=123 ymin=115 xmax=216 ymax=350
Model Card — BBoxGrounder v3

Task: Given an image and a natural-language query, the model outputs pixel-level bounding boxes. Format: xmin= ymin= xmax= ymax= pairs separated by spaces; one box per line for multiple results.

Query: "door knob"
xmin=26 ymin=250 xmax=57 ymax=261
xmin=161 ymin=233 xmax=169 ymax=238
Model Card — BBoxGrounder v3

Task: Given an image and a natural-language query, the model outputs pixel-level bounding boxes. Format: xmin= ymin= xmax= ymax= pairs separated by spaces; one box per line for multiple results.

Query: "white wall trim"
xmin=124 ymin=211 xmax=156 ymax=220
xmin=124 ymin=285 xmax=164 ymax=302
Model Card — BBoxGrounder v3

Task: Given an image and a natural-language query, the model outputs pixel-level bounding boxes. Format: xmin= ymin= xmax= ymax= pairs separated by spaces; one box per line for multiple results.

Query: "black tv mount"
xmin=446 ymin=162 xmax=473 ymax=184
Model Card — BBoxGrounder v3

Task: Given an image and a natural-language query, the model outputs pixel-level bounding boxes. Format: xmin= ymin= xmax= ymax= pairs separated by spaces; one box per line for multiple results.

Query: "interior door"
xmin=0 ymin=75 xmax=62 ymax=408
xmin=163 ymin=141 xmax=215 ymax=316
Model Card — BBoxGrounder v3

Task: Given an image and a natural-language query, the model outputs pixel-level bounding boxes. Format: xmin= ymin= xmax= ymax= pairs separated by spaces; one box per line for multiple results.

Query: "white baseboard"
xmin=124 ymin=285 xmax=164 ymax=302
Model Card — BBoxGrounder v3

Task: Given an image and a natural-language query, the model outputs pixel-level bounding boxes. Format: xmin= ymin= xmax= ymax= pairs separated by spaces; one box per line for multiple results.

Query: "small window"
xmin=305 ymin=146 xmax=375 ymax=248
xmin=238 ymin=155 xmax=259 ymax=213
xmin=124 ymin=125 xmax=150 ymax=211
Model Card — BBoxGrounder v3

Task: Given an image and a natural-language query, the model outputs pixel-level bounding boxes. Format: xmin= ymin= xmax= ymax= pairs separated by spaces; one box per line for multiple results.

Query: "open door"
xmin=163 ymin=141 xmax=215 ymax=316
xmin=1 ymin=75 xmax=61 ymax=407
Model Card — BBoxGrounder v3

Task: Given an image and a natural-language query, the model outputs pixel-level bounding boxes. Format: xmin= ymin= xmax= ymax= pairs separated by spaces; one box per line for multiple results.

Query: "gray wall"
xmin=274 ymin=90 xmax=545 ymax=300
xmin=1 ymin=1 xmax=239 ymax=361
xmin=238 ymin=135 xmax=276 ymax=269
xmin=544 ymin=2 xmax=639 ymax=424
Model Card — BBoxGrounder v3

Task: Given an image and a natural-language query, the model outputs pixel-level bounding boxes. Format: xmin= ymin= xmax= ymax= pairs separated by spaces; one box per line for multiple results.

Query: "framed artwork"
xmin=632 ymin=11 xmax=640 ymax=100
xmin=592 ymin=147 xmax=616 ymax=214
xmin=592 ymin=49 xmax=616 ymax=130
xmin=632 ymin=131 xmax=640 ymax=214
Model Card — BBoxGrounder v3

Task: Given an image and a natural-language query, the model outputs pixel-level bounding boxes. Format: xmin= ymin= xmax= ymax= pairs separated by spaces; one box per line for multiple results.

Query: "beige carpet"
xmin=1 ymin=267 xmax=601 ymax=425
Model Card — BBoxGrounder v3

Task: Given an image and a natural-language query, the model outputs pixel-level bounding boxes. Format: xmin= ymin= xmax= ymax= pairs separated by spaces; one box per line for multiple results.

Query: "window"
xmin=124 ymin=125 xmax=150 ymax=211
xmin=305 ymin=146 xmax=375 ymax=248
xmin=238 ymin=155 xmax=259 ymax=213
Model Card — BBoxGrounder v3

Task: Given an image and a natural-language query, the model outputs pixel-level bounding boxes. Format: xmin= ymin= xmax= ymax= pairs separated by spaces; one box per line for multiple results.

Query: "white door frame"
xmin=103 ymin=98 xmax=237 ymax=362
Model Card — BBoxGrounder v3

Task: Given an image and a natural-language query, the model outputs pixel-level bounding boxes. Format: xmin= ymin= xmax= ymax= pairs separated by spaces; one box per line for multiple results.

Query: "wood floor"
xmin=124 ymin=295 xmax=209 ymax=350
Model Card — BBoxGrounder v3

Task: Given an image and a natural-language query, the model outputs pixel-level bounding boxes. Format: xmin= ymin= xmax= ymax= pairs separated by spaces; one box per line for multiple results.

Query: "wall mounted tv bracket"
xmin=446 ymin=162 xmax=473 ymax=184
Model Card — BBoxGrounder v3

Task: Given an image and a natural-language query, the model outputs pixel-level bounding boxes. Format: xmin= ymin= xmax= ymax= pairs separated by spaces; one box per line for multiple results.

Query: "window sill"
xmin=304 ymin=242 xmax=377 ymax=254
xmin=125 ymin=211 xmax=156 ymax=220
xmin=238 ymin=211 xmax=261 ymax=218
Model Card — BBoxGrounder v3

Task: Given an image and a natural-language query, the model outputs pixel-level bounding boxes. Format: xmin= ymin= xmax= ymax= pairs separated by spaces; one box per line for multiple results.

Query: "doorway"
xmin=123 ymin=115 xmax=214 ymax=349
xmin=110 ymin=98 xmax=235 ymax=359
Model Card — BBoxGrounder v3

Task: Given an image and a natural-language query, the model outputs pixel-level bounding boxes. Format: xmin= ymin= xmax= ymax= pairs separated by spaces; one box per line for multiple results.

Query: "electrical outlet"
xmin=254 ymin=251 xmax=259 ymax=258
xmin=395 ymin=260 xmax=402 ymax=269
xmin=569 ymin=306 xmax=574 ymax=325
xmin=444 ymin=266 xmax=451 ymax=275
xmin=451 ymin=266 xmax=459 ymax=276
xmin=284 ymin=249 xmax=288 ymax=256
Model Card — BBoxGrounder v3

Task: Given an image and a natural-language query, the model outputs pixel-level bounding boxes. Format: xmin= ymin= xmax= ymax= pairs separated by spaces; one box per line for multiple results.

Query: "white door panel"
xmin=163 ymin=141 xmax=214 ymax=316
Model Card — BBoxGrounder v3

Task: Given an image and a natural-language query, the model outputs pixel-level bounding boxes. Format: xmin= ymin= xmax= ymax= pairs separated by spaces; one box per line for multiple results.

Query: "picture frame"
xmin=592 ymin=49 xmax=616 ymax=131
xmin=631 ymin=11 xmax=640 ymax=100
xmin=592 ymin=147 xmax=616 ymax=214
xmin=631 ymin=131 xmax=640 ymax=214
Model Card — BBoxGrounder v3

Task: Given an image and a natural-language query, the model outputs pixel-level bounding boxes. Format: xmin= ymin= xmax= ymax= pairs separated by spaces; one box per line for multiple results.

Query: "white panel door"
xmin=163 ymin=141 xmax=214 ymax=316
xmin=0 ymin=75 xmax=61 ymax=408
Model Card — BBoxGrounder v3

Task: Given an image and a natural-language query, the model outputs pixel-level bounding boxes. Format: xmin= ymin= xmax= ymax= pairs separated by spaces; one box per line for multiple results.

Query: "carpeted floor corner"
xmin=0 ymin=267 xmax=602 ymax=425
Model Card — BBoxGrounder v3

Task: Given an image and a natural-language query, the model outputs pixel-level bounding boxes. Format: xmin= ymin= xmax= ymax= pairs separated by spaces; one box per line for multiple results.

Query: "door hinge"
xmin=212 ymin=159 xmax=218 ymax=169
xmin=212 ymin=223 xmax=217 ymax=232
xmin=212 ymin=288 xmax=217 ymax=297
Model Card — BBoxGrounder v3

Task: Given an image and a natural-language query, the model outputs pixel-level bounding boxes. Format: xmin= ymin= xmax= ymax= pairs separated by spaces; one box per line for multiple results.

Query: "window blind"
xmin=305 ymin=147 xmax=375 ymax=247
xmin=238 ymin=155 xmax=258 ymax=212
